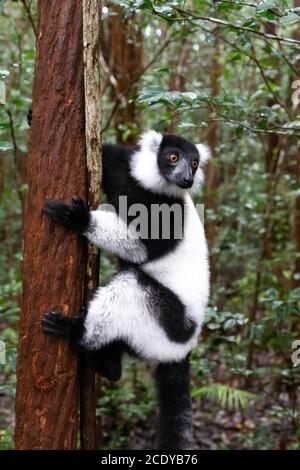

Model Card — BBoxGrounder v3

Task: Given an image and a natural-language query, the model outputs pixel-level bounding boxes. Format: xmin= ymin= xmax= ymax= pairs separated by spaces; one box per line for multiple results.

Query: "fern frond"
xmin=192 ymin=383 xmax=258 ymax=411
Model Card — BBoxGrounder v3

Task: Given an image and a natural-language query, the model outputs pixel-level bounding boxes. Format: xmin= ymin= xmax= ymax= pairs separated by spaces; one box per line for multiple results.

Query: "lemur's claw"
xmin=42 ymin=311 xmax=72 ymax=337
xmin=72 ymin=195 xmax=84 ymax=206
xmin=79 ymin=304 xmax=87 ymax=315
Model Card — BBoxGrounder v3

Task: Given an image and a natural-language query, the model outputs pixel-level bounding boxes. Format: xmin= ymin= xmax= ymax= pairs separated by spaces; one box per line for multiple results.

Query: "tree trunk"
xmin=80 ymin=0 xmax=102 ymax=450
xmin=15 ymin=0 xmax=86 ymax=449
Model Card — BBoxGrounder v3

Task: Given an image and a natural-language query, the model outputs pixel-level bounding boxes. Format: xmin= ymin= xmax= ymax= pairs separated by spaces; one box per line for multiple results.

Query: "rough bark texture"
xmin=15 ymin=0 xmax=86 ymax=449
xmin=80 ymin=0 xmax=102 ymax=450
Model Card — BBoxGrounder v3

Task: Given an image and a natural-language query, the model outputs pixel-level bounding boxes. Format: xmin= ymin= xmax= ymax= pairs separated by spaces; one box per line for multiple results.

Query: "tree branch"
xmin=171 ymin=7 xmax=300 ymax=46
xmin=21 ymin=0 xmax=37 ymax=38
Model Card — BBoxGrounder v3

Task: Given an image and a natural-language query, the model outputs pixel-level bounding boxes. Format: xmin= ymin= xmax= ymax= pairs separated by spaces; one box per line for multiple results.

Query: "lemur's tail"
xmin=154 ymin=355 xmax=193 ymax=450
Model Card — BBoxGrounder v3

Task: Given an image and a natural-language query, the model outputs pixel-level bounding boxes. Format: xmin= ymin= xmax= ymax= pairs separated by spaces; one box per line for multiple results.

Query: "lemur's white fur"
xmin=85 ymin=209 xmax=147 ymax=264
xmin=130 ymin=130 xmax=210 ymax=197
xmin=130 ymin=131 xmax=171 ymax=195
xmin=196 ymin=143 xmax=211 ymax=164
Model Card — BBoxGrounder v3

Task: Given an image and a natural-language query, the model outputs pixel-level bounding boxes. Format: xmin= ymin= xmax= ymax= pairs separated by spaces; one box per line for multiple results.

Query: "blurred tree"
xmin=204 ymin=41 xmax=221 ymax=285
xmin=292 ymin=0 xmax=300 ymax=290
xmin=102 ymin=4 xmax=143 ymax=144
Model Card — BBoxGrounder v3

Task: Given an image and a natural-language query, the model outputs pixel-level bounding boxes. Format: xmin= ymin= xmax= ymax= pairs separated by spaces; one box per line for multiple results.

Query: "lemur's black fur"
xmin=155 ymin=356 xmax=192 ymax=449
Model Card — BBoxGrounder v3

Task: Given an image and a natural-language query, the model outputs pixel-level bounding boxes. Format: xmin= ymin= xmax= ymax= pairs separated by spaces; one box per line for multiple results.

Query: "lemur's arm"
xmin=42 ymin=196 xmax=148 ymax=264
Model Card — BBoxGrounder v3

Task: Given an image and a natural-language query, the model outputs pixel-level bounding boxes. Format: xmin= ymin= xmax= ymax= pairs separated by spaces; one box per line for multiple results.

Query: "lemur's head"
xmin=130 ymin=130 xmax=210 ymax=197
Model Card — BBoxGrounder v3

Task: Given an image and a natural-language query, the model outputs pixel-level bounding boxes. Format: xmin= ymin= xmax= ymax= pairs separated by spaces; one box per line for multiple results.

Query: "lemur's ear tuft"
xmin=196 ymin=144 xmax=211 ymax=165
xmin=139 ymin=130 xmax=163 ymax=153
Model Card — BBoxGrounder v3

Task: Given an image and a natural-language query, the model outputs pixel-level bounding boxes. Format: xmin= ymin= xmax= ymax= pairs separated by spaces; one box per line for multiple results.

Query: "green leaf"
xmin=207 ymin=322 xmax=220 ymax=330
xmin=260 ymin=288 xmax=279 ymax=302
xmin=156 ymin=67 xmax=169 ymax=74
xmin=289 ymin=288 xmax=300 ymax=302
xmin=229 ymin=51 xmax=242 ymax=61
xmin=256 ymin=0 xmax=282 ymax=14
xmin=178 ymin=122 xmax=197 ymax=129
xmin=154 ymin=5 xmax=173 ymax=15
xmin=137 ymin=87 xmax=202 ymax=109
xmin=192 ymin=384 xmax=258 ymax=411
xmin=182 ymin=92 xmax=198 ymax=100
xmin=0 ymin=141 xmax=12 ymax=152
xmin=280 ymin=12 xmax=300 ymax=27
xmin=223 ymin=318 xmax=236 ymax=330
xmin=256 ymin=10 xmax=277 ymax=20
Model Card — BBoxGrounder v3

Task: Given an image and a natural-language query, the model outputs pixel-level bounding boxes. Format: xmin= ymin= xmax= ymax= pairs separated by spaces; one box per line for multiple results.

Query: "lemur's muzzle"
xmin=174 ymin=160 xmax=193 ymax=189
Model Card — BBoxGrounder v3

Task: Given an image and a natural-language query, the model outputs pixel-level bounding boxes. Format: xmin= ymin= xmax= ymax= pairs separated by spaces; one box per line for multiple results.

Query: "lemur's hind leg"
xmin=42 ymin=309 xmax=123 ymax=382
xmin=85 ymin=343 xmax=123 ymax=382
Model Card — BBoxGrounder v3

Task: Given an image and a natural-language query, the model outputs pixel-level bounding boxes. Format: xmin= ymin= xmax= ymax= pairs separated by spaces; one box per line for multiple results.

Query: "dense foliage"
xmin=1 ymin=0 xmax=300 ymax=449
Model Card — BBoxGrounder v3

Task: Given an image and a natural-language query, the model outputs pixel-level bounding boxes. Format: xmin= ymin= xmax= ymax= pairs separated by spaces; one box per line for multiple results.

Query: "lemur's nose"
xmin=183 ymin=177 xmax=192 ymax=185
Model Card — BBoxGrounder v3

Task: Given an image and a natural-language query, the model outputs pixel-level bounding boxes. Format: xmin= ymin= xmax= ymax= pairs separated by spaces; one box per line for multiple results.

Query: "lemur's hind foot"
xmin=42 ymin=311 xmax=73 ymax=337
xmin=42 ymin=309 xmax=85 ymax=341
xmin=42 ymin=309 xmax=123 ymax=382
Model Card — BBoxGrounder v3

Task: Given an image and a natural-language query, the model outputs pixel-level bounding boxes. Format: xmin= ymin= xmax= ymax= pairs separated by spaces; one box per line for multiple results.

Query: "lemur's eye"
xmin=167 ymin=153 xmax=178 ymax=163
xmin=192 ymin=160 xmax=199 ymax=170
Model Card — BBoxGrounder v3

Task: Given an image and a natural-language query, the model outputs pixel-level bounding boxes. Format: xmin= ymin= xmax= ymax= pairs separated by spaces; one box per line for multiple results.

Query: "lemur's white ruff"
xmin=130 ymin=130 xmax=210 ymax=197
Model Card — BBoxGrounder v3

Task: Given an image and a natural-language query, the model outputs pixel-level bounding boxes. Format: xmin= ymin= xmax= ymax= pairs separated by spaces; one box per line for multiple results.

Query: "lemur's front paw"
xmin=42 ymin=311 xmax=73 ymax=337
xmin=42 ymin=195 xmax=89 ymax=232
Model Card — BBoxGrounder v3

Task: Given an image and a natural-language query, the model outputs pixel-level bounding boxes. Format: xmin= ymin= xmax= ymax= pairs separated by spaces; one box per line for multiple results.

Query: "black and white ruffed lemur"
xmin=41 ymin=130 xmax=210 ymax=450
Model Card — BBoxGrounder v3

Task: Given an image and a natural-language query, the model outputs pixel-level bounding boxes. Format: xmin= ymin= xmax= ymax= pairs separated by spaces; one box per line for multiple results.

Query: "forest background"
xmin=1 ymin=0 xmax=300 ymax=450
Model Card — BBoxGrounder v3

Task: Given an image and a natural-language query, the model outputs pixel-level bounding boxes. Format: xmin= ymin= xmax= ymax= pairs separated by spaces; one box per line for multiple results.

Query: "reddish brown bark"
xmin=15 ymin=0 xmax=86 ymax=449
